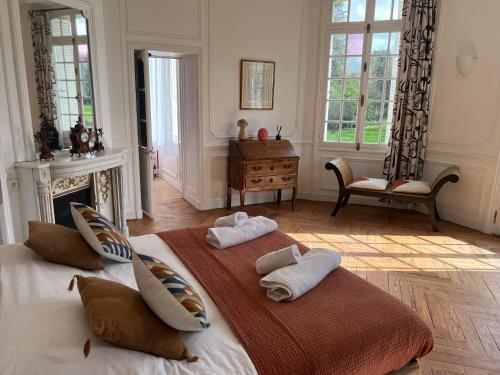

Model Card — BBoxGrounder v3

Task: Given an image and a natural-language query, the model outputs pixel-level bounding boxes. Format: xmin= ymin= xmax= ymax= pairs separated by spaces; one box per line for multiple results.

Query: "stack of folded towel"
xmin=206 ymin=212 xmax=278 ymax=249
xmin=257 ymin=246 xmax=341 ymax=302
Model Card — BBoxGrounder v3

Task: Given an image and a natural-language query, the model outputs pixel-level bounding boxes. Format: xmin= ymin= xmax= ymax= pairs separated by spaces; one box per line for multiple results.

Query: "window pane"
xmin=68 ymin=98 xmax=78 ymax=114
xmin=329 ymin=57 xmax=345 ymax=77
xmin=58 ymin=81 xmax=68 ymax=96
xmin=389 ymin=32 xmax=400 ymax=54
xmin=366 ymin=102 xmax=382 ymax=122
xmin=371 ymin=33 xmax=389 ymax=55
xmin=332 ymin=0 xmax=348 ymax=23
xmin=363 ymin=124 xmax=380 ymax=144
xmin=78 ymin=44 xmax=89 ymax=63
xmin=384 ymin=80 xmax=396 ymax=100
xmin=345 ymin=57 xmax=362 ymax=77
xmin=328 ymin=79 xmax=343 ymax=100
xmin=66 ymin=81 xmax=76 ymax=97
xmin=76 ymin=14 xmax=88 ymax=36
xmin=367 ymin=79 xmax=384 ymax=100
xmin=341 ymin=123 xmax=356 ymax=143
xmin=55 ymin=63 xmax=66 ymax=80
xmin=387 ymin=56 xmax=399 ymax=77
xmin=381 ymin=124 xmax=389 ymax=143
xmin=65 ymin=64 xmax=75 ymax=79
xmin=343 ymin=79 xmax=360 ymax=99
xmin=347 ymin=34 xmax=363 ymax=55
xmin=326 ymin=101 xmax=341 ymax=121
xmin=392 ymin=0 xmax=403 ymax=20
xmin=369 ymin=56 xmax=387 ymax=78
xmin=53 ymin=46 xmax=63 ymax=63
xmin=60 ymin=98 xmax=69 ymax=113
xmin=79 ymin=63 xmax=90 ymax=81
xmin=330 ymin=34 xmax=346 ymax=55
xmin=51 ymin=18 xmax=61 ymax=37
xmin=325 ymin=122 xmax=340 ymax=141
xmin=374 ymin=0 xmax=392 ymax=20
xmin=342 ymin=101 xmax=358 ymax=121
xmin=60 ymin=15 xmax=72 ymax=36
xmin=349 ymin=0 xmax=366 ymax=22
xmin=63 ymin=45 xmax=74 ymax=62
xmin=60 ymin=115 xmax=70 ymax=130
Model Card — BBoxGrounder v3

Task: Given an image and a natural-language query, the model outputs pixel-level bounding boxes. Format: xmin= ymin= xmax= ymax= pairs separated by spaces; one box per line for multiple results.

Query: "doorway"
xmin=134 ymin=50 xmax=193 ymax=217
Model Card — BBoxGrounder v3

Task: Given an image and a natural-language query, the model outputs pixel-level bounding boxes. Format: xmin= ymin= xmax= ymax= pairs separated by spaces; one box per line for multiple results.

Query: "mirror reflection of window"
xmin=49 ymin=11 xmax=93 ymax=149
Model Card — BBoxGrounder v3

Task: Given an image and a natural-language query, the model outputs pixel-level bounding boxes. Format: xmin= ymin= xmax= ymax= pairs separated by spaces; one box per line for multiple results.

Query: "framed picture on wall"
xmin=240 ymin=59 xmax=275 ymax=110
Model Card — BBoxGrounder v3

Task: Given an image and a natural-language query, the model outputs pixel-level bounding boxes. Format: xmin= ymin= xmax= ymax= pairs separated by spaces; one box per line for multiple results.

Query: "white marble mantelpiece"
xmin=15 ymin=149 xmax=129 ymax=237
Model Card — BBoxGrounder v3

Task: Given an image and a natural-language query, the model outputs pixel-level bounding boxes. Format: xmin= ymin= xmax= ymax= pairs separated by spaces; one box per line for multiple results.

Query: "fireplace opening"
xmin=53 ymin=188 xmax=92 ymax=230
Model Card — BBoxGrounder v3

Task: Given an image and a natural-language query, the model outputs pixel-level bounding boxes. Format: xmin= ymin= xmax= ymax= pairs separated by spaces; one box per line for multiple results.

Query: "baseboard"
xmin=183 ymin=187 xmax=201 ymax=210
xmin=159 ymin=171 xmax=182 ymax=192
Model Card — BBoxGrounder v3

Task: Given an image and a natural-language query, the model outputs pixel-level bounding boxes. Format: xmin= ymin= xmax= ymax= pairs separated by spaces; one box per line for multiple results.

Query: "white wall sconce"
xmin=456 ymin=54 xmax=477 ymax=77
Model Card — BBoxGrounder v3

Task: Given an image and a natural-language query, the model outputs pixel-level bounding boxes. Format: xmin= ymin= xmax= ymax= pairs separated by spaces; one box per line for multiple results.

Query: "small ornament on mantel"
xmin=34 ymin=130 xmax=54 ymax=161
xmin=93 ymin=128 xmax=105 ymax=153
xmin=237 ymin=119 xmax=249 ymax=140
xmin=258 ymin=128 xmax=268 ymax=141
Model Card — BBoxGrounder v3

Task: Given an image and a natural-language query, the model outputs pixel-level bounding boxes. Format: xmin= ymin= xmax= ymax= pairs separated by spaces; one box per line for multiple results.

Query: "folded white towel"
xmin=256 ymin=245 xmax=302 ymax=275
xmin=259 ymin=248 xmax=341 ymax=302
xmin=214 ymin=212 xmax=249 ymax=227
xmin=206 ymin=216 xmax=278 ymax=249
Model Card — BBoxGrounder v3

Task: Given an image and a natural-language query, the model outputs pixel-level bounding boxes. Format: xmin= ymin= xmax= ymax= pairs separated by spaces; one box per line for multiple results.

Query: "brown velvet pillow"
xmin=24 ymin=221 xmax=104 ymax=271
xmin=73 ymin=275 xmax=197 ymax=361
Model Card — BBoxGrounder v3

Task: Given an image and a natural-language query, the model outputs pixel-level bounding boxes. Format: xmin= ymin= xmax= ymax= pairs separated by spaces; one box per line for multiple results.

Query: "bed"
xmin=0 ymin=232 xmax=431 ymax=374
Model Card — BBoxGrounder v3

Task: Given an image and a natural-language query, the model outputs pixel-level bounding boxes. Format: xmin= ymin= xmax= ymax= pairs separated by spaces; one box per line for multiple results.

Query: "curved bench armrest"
xmin=325 ymin=158 xmax=353 ymax=189
xmin=431 ymin=166 xmax=460 ymax=196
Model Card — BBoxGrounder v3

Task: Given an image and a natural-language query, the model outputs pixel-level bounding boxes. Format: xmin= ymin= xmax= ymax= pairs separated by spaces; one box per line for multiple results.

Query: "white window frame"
xmin=316 ymin=0 xmax=402 ymax=152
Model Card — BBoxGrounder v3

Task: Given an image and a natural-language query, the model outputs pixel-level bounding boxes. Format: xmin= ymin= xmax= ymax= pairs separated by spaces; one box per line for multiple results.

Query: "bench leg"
xmin=331 ymin=193 xmax=344 ymax=216
xmin=427 ymin=202 xmax=439 ymax=232
xmin=342 ymin=193 xmax=351 ymax=206
xmin=434 ymin=201 xmax=440 ymax=221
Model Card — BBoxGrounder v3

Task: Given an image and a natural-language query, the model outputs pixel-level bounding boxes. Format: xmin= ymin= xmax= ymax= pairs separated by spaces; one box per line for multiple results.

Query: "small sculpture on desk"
xmin=237 ymin=119 xmax=248 ymax=140
xmin=276 ymin=125 xmax=283 ymax=140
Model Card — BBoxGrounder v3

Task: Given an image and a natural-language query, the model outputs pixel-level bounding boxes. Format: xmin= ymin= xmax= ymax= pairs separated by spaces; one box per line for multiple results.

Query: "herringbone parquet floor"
xmin=128 ymin=190 xmax=500 ymax=375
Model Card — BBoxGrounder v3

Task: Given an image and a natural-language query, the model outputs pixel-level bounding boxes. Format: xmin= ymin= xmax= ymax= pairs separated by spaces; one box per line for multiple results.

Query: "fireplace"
xmin=15 ymin=149 xmax=128 ymax=238
xmin=53 ymin=187 xmax=92 ymax=229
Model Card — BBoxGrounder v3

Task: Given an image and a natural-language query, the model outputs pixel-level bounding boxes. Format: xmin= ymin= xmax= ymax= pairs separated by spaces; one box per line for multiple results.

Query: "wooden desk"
xmin=227 ymin=140 xmax=299 ymax=210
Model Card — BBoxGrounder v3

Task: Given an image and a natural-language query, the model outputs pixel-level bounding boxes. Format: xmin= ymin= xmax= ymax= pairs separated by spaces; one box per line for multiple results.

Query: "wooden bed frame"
xmin=325 ymin=158 xmax=460 ymax=232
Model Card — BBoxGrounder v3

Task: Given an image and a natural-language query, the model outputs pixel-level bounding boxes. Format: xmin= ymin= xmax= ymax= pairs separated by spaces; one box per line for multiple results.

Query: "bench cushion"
xmin=347 ymin=177 xmax=389 ymax=191
xmin=391 ymin=180 xmax=431 ymax=195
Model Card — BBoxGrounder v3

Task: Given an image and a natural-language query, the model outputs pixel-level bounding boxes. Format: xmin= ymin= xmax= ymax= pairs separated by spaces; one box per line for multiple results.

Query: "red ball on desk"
xmin=258 ymin=128 xmax=268 ymax=141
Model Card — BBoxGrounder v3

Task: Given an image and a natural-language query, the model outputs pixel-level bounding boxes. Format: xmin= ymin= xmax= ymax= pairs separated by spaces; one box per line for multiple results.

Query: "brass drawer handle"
xmin=251 ymin=178 xmax=263 ymax=183
xmin=282 ymin=176 xmax=293 ymax=182
xmin=283 ymin=164 xmax=293 ymax=169
xmin=270 ymin=166 xmax=274 ymax=171
xmin=269 ymin=178 xmax=273 ymax=183
xmin=252 ymin=166 xmax=263 ymax=171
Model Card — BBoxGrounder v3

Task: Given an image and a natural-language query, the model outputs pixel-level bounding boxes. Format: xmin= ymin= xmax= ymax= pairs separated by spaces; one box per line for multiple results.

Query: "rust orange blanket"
xmin=158 ymin=227 xmax=433 ymax=375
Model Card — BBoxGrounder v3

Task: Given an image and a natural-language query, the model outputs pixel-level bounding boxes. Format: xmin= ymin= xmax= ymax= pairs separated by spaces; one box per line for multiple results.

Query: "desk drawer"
xmin=245 ymin=174 xmax=296 ymax=188
xmin=246 ymin=160 xmax=298 ymax=176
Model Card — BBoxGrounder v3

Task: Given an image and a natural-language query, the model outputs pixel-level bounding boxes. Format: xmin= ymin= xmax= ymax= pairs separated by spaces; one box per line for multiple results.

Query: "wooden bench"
xmin=324 ymin=158 xmax=460 ymax=232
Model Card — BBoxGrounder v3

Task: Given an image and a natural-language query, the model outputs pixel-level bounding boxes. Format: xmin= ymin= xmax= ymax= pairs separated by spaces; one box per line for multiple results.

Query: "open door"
xmin=135 ymin=50 xmax=154 ymax=217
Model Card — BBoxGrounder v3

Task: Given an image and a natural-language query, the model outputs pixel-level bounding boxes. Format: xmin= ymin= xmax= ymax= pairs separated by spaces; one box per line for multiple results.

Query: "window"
xmin=49 ymin=11 xmax=93 ymax=147
xmin=322 ymin=0 xmax=402 ymax=147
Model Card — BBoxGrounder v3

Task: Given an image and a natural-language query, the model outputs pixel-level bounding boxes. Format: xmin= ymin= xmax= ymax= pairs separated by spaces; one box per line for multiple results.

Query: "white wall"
xmin=2 ymin=0 xmax=500 ymax=242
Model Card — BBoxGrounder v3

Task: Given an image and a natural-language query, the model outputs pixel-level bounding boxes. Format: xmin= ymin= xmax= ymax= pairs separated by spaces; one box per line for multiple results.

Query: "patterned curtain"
xmin=29 ymin=10 xmax=57 ymax=122
xmin=383 ymin=0 xmax=437 ymax=182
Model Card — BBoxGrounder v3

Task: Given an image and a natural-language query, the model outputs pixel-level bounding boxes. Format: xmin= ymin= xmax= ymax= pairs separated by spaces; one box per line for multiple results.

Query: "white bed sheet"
xmin=0 ymin=234 xmax=257 ymax=375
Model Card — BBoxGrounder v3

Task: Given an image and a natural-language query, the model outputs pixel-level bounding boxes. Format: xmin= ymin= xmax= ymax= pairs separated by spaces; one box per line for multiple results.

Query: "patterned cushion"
xmin=348 ymin=177 xmax=389 ymax=191
xmin=133 ymin=253 xmax=209 ymax=332
xmin=391 ymin=180 xmax=432 ymax=194
xmin=70 ymin=202 xmax=133 ymax=263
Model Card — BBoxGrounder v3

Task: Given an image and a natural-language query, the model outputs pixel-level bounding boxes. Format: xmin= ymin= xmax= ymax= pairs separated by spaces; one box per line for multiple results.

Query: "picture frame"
xmin=240 ymin=59 xmax=275 ymax=110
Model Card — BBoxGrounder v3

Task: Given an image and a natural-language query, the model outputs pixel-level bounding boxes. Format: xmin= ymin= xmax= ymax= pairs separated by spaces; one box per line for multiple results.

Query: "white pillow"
xmin=391 ymin=180 xmax=432 ymax=194
xmin=348 ymin=177 xmax=389 ymax=191
xmin=133 ymin=253 xmax=210 ymax=332
xmin=70 ymin=202 xmax=134 ymax=263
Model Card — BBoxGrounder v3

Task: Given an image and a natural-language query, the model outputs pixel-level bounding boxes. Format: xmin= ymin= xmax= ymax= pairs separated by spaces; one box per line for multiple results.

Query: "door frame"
xmin=126 ymin=42 xmax=202 ymax=218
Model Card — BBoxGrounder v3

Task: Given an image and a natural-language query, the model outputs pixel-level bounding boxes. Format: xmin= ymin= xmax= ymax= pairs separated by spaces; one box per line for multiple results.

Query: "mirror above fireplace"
xmin=20 ymin=0 xmax=96 ymax=151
